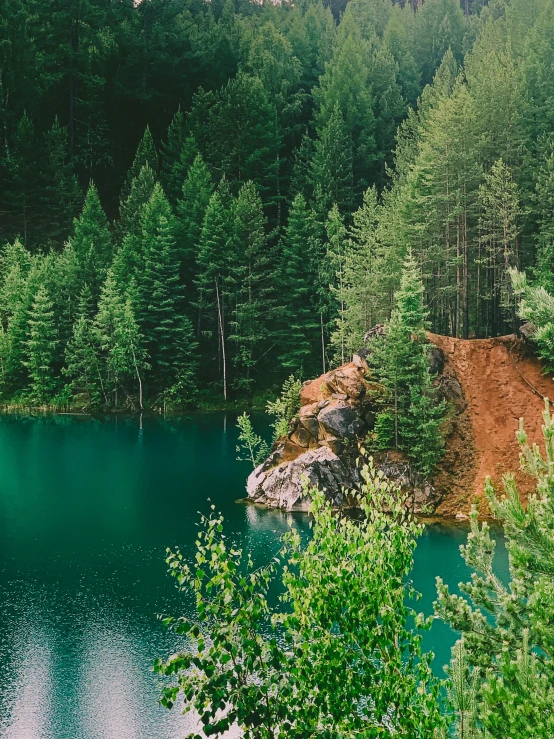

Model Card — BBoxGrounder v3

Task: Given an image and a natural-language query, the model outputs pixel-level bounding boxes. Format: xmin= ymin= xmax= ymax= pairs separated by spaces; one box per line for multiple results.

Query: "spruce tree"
xmin=72 ymin=183 xmax=113 ymax=301
xmin=120 ymin=126 xmax=159 ymax=204
xmin=117 ymin=163 xmax=157 ymax=244
xmin=330 ymin=186 xmax=388 ymax=357
xmin=370 ymin=251 xmax=445 ymax=476
xmin=533 ymin=143 xmax=554 ymax=292
xmin=24 ymin=286 xmax=58 ymax=403
xmin=110 ymin=295 xmax=149 ymax=410
xmin=64 ymin=286 xmax=105 ymax=407
xmin=196 ymin=189 xmax=235 ymax=398
xmin=477 ymin=158 xmax=521 ymax=335
xmin=311 ymin=102 xmax=354 ymax=219
xmin=161 ymin=107 xmax=187 ymax=204
xmin=40 ymin=117 xmax=82 ymax=247
xmin=176 ymin=153 xmax=214 ymax=279
xmin=138 ymin=198 xmax=187 ymax=393
xmin=326 ymin=204 xmax=349 ymax=366
xmin=229 ymin=181 xmax=274 ymax=390
xmin=277 ymin=194 xmax=321 ymax=372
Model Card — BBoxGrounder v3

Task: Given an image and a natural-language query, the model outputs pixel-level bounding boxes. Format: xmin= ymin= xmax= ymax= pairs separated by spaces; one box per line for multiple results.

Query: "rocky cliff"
xmin=247 ymin=333 xmax=554 ymax=517
xmin=247 ymin=354 xmax=443 ymax=513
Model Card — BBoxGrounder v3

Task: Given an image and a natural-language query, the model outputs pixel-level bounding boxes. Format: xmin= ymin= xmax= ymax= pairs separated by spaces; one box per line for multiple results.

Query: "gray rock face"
xmin=318 ymin=401 xmax=362 ymax=439
xmin=246 ymin=447 xmax=360 ymax=511
xmin=377 ymin=456 xmax=441 ymax=513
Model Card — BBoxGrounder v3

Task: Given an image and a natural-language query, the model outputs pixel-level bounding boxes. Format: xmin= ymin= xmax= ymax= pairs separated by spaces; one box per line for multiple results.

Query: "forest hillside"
xmin=4 ymin=0 xmax=554 ymax=412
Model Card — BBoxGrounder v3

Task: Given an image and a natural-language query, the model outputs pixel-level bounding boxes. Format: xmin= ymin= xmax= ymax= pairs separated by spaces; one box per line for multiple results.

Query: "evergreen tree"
xmin=64 ymin=285 xmax=106 ymax=407
xmin=477 ymin=158 xmax=521 ymax=336
xmin=138 ymin=190 xmax=189 ymax=393
xmin=533 ymin=143 xmax=554 ymax=292
xmin=229 ymin=181 xmax=275 ymax=390
xmin=120 ymin=126 xmax=158 ymax=204
xmin=1 ymin=111 xmax=40 ymax=246
xmin=161 ymin=107 xmax=187 ymax=204
xmin=24 ymin=286 xmax=58 ymax=403
xmin=277 ymin=194 xmax=321 ymax=372
xmin=72 ymin=183 xmax=113 ymax=301
xmin=314 ymin=15 xmax=376 ymax=190
xmin=176 ymin=153 xmax=214 ymax=279
xmin=40 ymin=117 xmax=82 ymax=246
xmin=370 ymin=251 xmax=445 ymax=476
xmin=196 ymin=189 xmax=235 ymax=398
xmin=326 ymin=204 xmax=349 ymax=366
xmin=117 ymin=163 xmax=157 ymax=244
xmin=330 ymin=186 xmax=388 ymax=357
xmin=310 ymin=102 xmax=354 ymax=219
xmin=110 ymin=295 xmax=149 ymax=410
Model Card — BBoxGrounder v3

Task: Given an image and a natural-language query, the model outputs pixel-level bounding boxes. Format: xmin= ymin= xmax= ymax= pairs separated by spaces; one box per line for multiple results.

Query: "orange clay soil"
xmin=429 ymin=333 xmax=554 ymax=517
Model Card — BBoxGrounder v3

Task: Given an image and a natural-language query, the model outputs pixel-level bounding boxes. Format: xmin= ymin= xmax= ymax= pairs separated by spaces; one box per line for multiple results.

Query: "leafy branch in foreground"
xmin=266 ymin=373 xmax=301 ymax=443
xmin=155 ymin=463 xmax=446 ymax=738
xmin=235 ymin=412 xmax=269 ymax=469
xmin=436 ymin=398 xmax=554 ymax=738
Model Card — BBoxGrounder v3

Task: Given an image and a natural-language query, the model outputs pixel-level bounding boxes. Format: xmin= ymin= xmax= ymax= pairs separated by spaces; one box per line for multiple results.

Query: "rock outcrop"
xmin=246 ymin=355 xmax=441 ymax=513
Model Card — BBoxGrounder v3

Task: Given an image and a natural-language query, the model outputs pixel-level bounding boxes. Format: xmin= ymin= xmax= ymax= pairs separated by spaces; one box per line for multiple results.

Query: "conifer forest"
xmin=6 ymin=0 xmax=554 ymax=736
xmin=3 ymin=0 xmax=553 ymax=409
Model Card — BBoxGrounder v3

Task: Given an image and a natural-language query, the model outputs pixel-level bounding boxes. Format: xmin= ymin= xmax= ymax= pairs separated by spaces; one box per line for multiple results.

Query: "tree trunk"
xmin=215 ymin=278 xmax=227 ymax=401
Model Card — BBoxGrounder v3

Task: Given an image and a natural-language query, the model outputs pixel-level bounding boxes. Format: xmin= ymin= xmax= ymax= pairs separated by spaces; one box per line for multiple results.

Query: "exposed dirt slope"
xmin=430 ymin=333 xmax=554 ymax=516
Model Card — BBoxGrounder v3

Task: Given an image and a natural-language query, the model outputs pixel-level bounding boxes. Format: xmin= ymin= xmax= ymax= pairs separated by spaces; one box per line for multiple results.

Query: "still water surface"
xmin=0 ymin=413 xmax=507 ymax=738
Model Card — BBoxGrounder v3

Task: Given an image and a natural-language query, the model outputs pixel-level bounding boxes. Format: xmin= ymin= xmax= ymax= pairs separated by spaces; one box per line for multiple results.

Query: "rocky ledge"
xmin=246 ymin=355 xmax=444 ymax=513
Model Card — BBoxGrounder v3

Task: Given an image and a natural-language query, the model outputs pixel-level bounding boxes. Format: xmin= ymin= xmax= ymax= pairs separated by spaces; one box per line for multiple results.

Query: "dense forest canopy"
xmin=2 ymin=0 xmax=554 ymax=407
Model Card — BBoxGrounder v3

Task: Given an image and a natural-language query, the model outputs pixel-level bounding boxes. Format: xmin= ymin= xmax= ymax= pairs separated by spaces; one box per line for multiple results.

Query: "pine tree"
xmin=2 ymin=111 xmax=40 ymax=246
xmin=95 ymin=269 xmax=124 ymax=404
xmin=24 ymin=286 xmax=58 ymax=403
xmin=161 ymin=107 xmax=187 ymax=204
xmin=326 ymin=204 xmax=349 ymax=366
xmin=370 ymin=251 xmax=445 ymax=475
xmin=229 ymin=181 xmax=274 ymax=390
xmin=40 ymin=117 xmax=82 ymax=247
xmin=64 ymin=285 xmax=106 ymax=407
xmin=311 ymin=102 xmax=354 ymax=219
xmin=117 ymin=163 xmax=157 ymax=244
xmin=176 ymin=153 xmax=214 ymax=280
xmin=330 ymin=186 xmax=388 ymax=357
xmin=533 ymin=143 xmax=554 ymax=292
xmin=111 ymin=295 xmax=149 ymax=410
xmin=277 ymin=194 xmax=321 ymax=372
xmin=72 ymin=183 xmax=113 ymax=301
xmin=313 ymin=15 xmax=376 ymax=191
xmin=120 ymin=126 xmax=159 ymax=204
xmin=477 ymin=158 xmax=521 ymax=336
xmin=138 ymin=198 xmax=187 ymax=393
xmin=196 ymin=189 xmax=235 ymax=398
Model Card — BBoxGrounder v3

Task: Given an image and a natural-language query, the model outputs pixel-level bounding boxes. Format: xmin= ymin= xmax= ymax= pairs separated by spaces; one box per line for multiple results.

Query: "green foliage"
xmin=511 ymin=270 xmax=554 ymax=371
xmin=235 ymin=412 xmax=270 ymax=469
xmin=436 ymin=399 xmax=554 ymax=738
xmin=155 ymin=463 xmax=446 ymax=738
xmin=266 ymin=374 xmax=301 ymax=442
xmin=370 ymin=251 xmax=445 ymax=476
xmin=24 ymin=286 xmax=58 ymax=404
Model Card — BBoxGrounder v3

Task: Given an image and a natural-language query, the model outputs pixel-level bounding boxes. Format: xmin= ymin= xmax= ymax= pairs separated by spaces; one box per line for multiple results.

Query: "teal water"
xmin=0 ymin=414 xmax=507 ymax=738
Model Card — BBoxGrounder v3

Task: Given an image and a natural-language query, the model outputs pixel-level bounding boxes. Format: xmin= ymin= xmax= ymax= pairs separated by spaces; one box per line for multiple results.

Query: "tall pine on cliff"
xmin=370 ymin=251 xmax=445 ymax=477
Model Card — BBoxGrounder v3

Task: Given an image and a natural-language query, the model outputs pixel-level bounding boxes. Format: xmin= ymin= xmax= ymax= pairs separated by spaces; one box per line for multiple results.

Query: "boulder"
xmin=246 ymin=446 xmax=360 ymax=511
xmin=429 ymin=346 xmax=445 ymax=375
xmin=318 ymin=400 xmax=363 ymax=439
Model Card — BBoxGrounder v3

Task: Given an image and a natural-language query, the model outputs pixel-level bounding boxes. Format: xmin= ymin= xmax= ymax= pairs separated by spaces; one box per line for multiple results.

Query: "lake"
xmin=0 ymin=413 xmax=507 ymax=739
